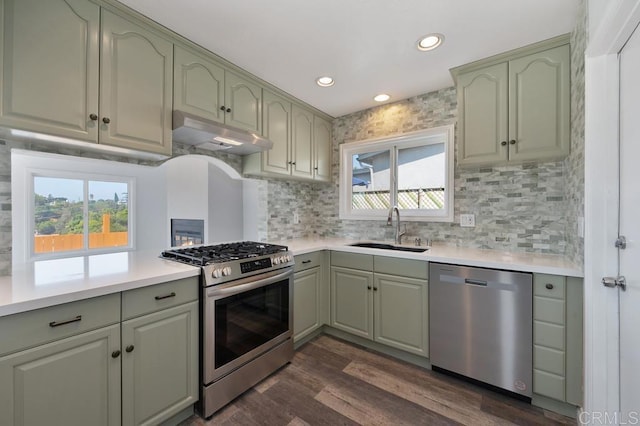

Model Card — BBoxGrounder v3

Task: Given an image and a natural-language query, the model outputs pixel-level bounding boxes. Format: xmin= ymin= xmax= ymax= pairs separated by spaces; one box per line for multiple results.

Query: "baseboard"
xmin=322 ymin=326 xmax=431 ymax=369
xmin=294 ymin=327 xmax=325 ymax=349
xmin=158 ymin=405 xmax=194 ymax=426
xmin=531 ymin=394 xmax=580 ymax=419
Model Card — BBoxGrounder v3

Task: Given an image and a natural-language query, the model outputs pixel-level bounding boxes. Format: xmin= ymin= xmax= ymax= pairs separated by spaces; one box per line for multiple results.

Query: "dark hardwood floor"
xmin=182 ymin=334 xmax=576 ymax=425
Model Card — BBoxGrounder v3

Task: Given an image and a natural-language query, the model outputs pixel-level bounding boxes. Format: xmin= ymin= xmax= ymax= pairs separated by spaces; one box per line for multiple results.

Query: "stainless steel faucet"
xmin=387 ymin=206 xmax=406 ymax=244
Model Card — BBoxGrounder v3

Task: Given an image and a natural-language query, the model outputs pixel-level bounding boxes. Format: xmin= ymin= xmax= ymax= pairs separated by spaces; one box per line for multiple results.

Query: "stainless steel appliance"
xmin=161 ymin=241 xmax=294 ymax=418
xmin=429 ymin=263 xmax=533 ymax=398
xmin=173 ymin=110 xmax=273 ymax=155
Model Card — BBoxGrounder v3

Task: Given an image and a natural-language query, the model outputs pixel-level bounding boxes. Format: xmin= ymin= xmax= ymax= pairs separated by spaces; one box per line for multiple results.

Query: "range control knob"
xmin=285 ymin=255 xmax=292 ymax=263
xmin=272 ymin=257 xmax=280 ymax=265
xmin=212 ymin=268 xmax=223 ymax=278
xmin=223 ymin=266 xmax=232 ymax=276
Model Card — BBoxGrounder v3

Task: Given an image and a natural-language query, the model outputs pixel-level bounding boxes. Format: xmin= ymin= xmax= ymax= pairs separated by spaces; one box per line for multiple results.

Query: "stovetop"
xmin=161 ymin=241 xmax=294 ymax=286
xmin=161 ymin=241 xmax=289 ymax=267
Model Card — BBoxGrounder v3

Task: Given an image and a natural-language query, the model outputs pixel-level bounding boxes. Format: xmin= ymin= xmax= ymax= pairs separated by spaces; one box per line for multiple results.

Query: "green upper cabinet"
xmin=456 ymin=63 xmax=508 ymax=166
xmin=100 ymin=9 xmax=173 ymax=155
xmin=261 ymin=89 xmax=291 ymax=175
xmin=173 ymin=45 xmax=225 ymax=124
xmin=0 ymin=0 xmax=100 ymax=142
xmin=292 ymin=104 xmax=314 ymax=179
xmin=224 ymin=71 xmax=262 ymax=134
xmin=243 ymin=100 xmax=332 ymax=182
xmin=313 ymin=115 xmax=332 ymax=182
xmin=453 ymin=36 xmax=570 ymax=167
xmin=0 ymin=0 xmax=173 ymax=156
xmin=173 ymin=44 xmax=261 ymax=134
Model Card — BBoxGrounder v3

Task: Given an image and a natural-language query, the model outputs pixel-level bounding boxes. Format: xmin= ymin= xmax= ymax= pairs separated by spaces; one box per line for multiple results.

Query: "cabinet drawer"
xmin=122 ymin=277 xmax=199 ymax=320
xmin=534 ymin=345 xmax=565 ymax=376
xmin=534 ymin=296 xmax=565 ymax=325
xmin=331 ymin=251 xmax=373 ymax=271
xmin=534 ymin=320 xmax=565 ymax=351
xmin=534 ymin=369 xmax=565 ymax=401
xmin=294 ymin=251 xmax=324 ymax=272
xmin=374 ymin=256 xmax=428 ymax=280
xmin=534 ymin=274 xmax=565 ymax=299
xmin=0 ymin=293 xmax=120 ymax=356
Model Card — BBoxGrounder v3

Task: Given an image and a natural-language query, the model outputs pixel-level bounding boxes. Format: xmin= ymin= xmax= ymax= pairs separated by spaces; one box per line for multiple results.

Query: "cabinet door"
xmin=224 ymin=71 xmax=261 ymax=134
xmin=313 ymin=115 xmax=332 ymax=182
xmin=0 ymin=325 xmax=121 ymax=426
xmin=173 ymin=45 xmax=225 ymax=124
xmin=508 ymin=45 xmax=570 ymax=162
xmin=457 ymin=62 xmax=508 ymax=166
xmin=293 ymin=266 xmax=321 ymax=341
xmin=100 ymin=10 xmax=173 ymax=155
xmin=121 ymin=301 xmax=198 ymax=426
xmin=330 ymin=266 xmax=373 ymax=339
xmin=291 ymin=105 xmax=314 ymax=179
xmin=262 ymin=90 xmax=291 ymax=175
xmin=0 ymin=0 xmax=99 ymax=142
xmin=373 ymin=274 xmax=429 ymax=357
xmin=533 ymin=274 xmax=566 ymax=401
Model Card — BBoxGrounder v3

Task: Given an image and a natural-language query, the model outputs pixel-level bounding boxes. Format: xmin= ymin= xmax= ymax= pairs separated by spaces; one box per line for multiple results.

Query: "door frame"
xmin=584 ymin=0 xmax=640 ymax=416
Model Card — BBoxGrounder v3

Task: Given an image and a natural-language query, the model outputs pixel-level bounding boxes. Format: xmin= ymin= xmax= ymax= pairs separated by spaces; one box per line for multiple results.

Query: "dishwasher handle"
xmin=464 ymin=278 xmax=487 ymax=286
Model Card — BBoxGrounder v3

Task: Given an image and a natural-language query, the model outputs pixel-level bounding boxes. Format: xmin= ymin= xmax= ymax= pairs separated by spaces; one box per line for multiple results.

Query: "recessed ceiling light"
xmin=316 ymin=76 xmax=334 ymax=87
xmin=416 ymin=33 xmax=444 ymax=51
xmin=374 ymin=94 xmax=390 ymax=102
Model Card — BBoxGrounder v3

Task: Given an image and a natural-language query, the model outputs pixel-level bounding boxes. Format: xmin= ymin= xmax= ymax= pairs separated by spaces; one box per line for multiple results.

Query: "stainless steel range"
xmin=161 ymin=241 xmax=294 ymax=418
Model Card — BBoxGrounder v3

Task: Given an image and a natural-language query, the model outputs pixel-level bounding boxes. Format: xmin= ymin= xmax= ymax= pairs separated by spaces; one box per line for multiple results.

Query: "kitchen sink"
xmin=349 ymin=242 xmax=428 ymax=253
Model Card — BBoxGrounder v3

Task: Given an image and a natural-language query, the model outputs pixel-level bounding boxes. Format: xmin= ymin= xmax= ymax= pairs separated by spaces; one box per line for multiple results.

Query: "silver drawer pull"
xmin=155 ymin=292 xmax=176 ymax=300
xmin=301 ymin=260 xmax=312 ymax=264
xmin=49 ymin=315 xmax=82 ymax=328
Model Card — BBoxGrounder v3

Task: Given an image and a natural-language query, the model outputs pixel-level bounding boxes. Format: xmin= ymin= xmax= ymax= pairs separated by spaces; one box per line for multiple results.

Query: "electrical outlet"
xmin=293 ymin=212 xmax=299 ymax=224
xmin=460 ymin=214 xmax=475 ymax=227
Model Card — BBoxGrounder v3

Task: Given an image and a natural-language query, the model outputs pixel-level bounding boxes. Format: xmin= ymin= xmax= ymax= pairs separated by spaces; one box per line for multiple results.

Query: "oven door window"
xmin=215 ymin=279 xmax=289 ymax=368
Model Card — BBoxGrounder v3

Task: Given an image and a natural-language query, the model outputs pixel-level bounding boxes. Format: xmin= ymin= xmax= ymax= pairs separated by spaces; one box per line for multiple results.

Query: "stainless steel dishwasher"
xmin=429 ymin=263 xmax=533 ymax=398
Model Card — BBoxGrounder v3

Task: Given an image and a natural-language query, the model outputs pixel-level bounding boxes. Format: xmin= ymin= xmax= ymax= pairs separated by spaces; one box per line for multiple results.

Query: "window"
xmin=31 ymin=173 xmax=133 ymax=257
xmin=339 ymin=125 xmax=454 ymax=222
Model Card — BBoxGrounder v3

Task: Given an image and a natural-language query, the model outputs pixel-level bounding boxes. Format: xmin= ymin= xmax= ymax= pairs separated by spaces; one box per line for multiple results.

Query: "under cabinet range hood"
xmin=172 ymin=110 xmax=273 ymax=155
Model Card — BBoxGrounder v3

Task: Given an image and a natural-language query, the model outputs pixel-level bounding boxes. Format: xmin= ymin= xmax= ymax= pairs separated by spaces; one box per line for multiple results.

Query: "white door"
xmin=618 ymin=23 xmax=640 ymax=417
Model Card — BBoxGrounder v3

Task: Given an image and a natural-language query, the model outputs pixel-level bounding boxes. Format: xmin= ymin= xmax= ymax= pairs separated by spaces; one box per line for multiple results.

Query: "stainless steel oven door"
xmin=203 ymin=267 xmax=293 ymax=384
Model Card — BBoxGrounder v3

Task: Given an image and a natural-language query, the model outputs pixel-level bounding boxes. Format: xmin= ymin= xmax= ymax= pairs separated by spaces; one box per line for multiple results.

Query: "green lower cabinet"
xmin=293 ymin=267 xmax=323 ymax=341
xmin=121 ymin=302 xmax=199 ymax=426
xmin=330 ymin=266 xmax=374 ymax=340
xmin=374 ymin=273 xmax=428 ymax=357
xmin=533 ymin=274 xmax=583 ymax=406
xmin=329 ymin=252 xmax=429 ymax=357
xmin=0 ymin=324 xmax=121 ymax=426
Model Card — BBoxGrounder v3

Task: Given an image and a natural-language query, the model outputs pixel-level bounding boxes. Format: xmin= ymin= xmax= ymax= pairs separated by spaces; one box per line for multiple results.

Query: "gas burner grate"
xmin=161 ymin=241 xmax=288 ymax=266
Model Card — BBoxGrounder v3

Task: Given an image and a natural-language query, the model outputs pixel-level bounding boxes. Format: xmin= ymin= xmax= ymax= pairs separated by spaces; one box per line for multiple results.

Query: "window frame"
xmin=28 ymin=168 xmax=135 ymax=260
xmin=339 ymin=125 xmax=454 ymax=222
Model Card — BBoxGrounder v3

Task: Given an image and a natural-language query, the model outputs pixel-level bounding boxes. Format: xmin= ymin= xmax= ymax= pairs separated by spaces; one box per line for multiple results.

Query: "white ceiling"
xmin=117 ymin=0 xmax=580 ymax=118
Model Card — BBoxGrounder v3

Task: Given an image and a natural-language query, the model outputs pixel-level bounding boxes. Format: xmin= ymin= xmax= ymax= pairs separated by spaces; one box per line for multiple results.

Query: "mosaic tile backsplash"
xmin=309 ymin=86 xmax=571 ymax=254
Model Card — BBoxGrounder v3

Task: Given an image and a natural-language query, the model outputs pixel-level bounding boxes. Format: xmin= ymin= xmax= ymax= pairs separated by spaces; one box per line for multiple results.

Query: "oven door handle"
xmin=206 ymin=269 xmax=292 ymax=299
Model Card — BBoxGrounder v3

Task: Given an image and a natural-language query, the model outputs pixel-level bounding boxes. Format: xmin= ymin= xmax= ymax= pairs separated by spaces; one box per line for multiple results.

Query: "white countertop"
xmin=279 ymin=238 xmax=583 ymax=277
xmin=0 ymin=250 xmax=200 ymax=317
xmin=0 ymin=239 xmax=582 ymax=318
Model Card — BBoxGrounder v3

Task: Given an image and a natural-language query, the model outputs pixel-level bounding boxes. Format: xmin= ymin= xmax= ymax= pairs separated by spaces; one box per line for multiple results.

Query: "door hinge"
xmin=615 ymin=235 xmax=627 ymax=249
xmin=602 ymin=276 xmax=627 ymax=291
